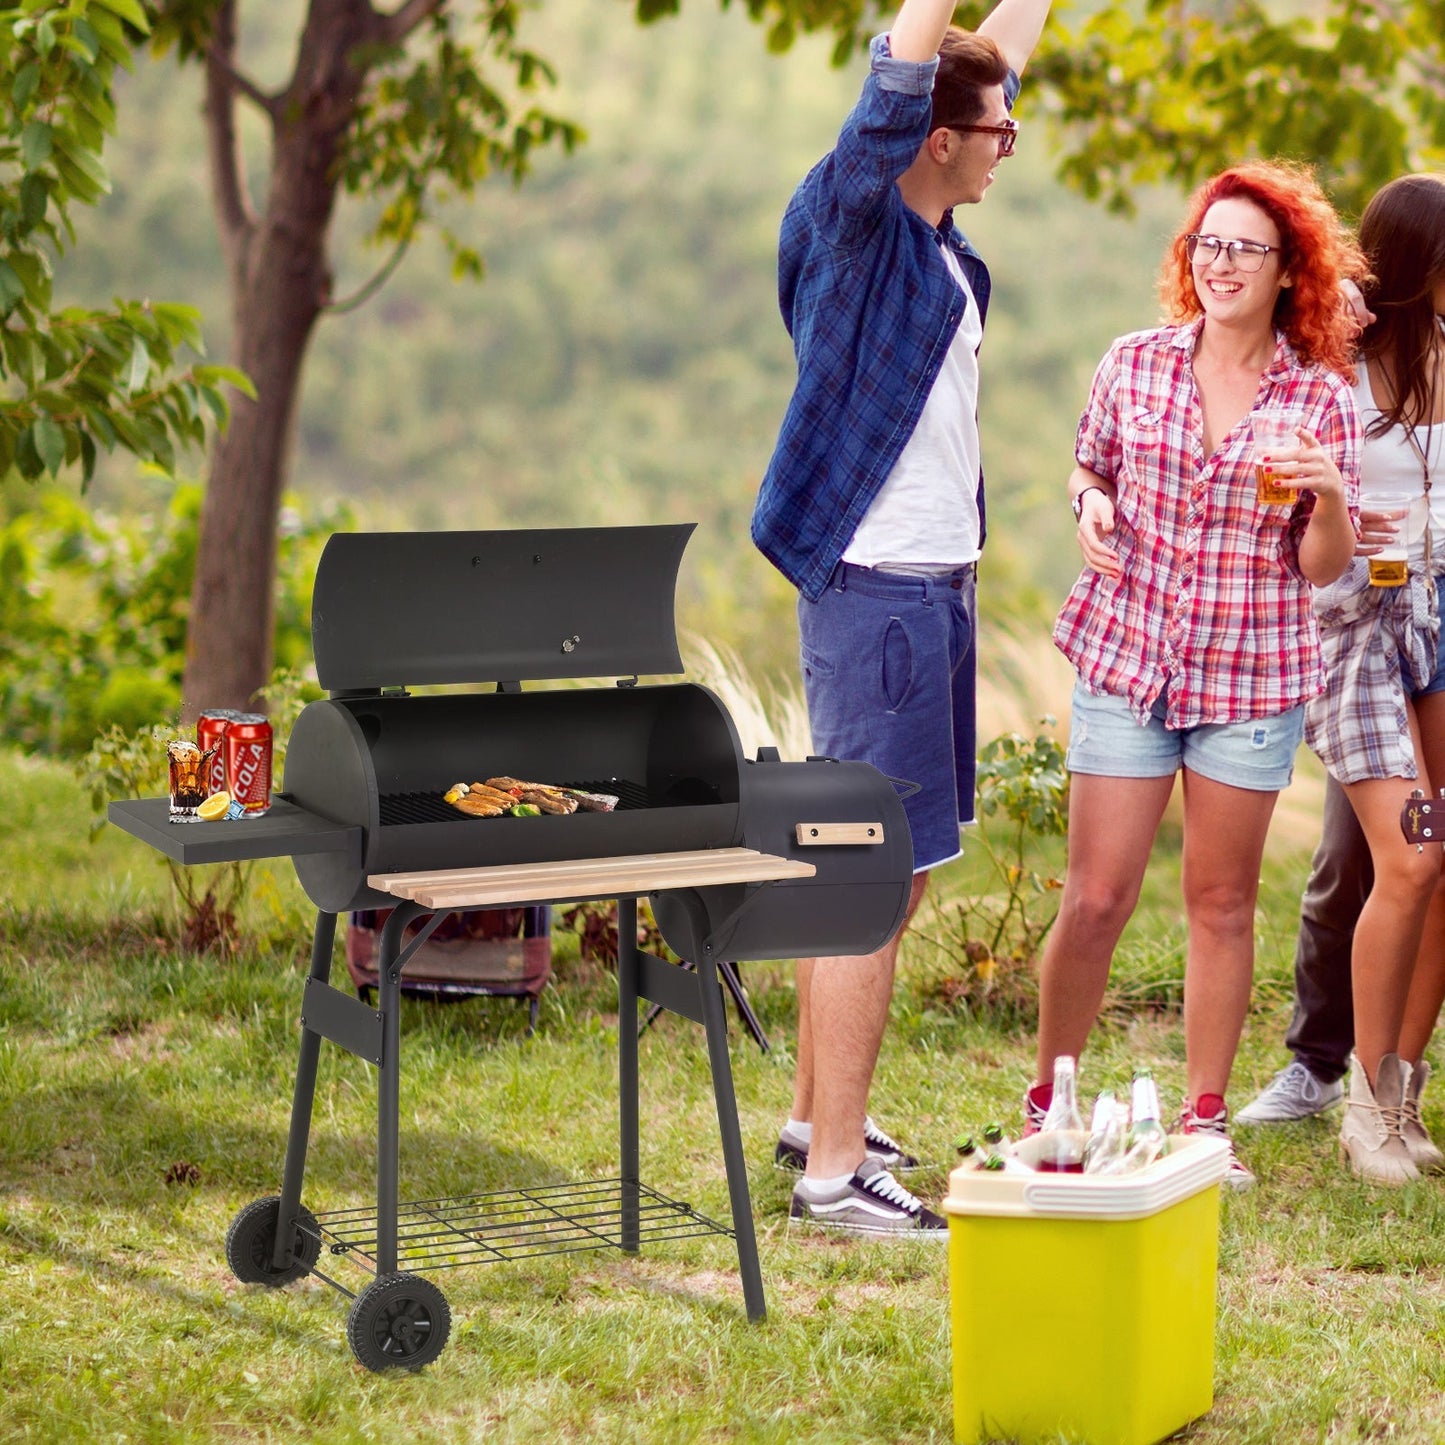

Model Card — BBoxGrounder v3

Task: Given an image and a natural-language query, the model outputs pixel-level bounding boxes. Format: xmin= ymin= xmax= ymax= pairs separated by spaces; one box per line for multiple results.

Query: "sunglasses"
xmin=942 ymin=118 xmax=1019 ymax=156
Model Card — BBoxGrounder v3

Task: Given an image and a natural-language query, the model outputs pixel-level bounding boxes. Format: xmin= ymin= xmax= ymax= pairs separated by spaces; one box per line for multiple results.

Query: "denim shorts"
xmin=1065 ymin=680 xmax=1305 ymax=792
xmin=1405 ymin=581 xmax=1445 ymax=699
xmin=798 ymin=562 xmax=978 ymax=871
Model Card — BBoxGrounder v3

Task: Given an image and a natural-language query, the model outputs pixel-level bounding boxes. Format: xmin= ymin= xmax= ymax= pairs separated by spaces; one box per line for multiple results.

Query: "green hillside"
xmin=55 ymin=0 xmax=1181 ymax=684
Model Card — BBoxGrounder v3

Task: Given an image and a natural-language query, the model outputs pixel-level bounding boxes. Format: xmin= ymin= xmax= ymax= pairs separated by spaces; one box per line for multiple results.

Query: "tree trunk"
xmin=181 ymin=0 xmax=378 ymax=719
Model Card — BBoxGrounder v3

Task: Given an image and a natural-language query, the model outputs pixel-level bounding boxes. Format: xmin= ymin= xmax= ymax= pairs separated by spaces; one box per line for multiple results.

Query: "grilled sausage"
xmin=467 ymin=783 xmax=519 ymax=808
xmin=452 ymin=792 xmax=506 ymax=817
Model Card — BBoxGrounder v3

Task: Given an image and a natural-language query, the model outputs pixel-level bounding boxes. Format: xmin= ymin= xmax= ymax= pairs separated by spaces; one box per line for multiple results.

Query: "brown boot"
xmin=1339 ymin=1053 xmax=1420 ymax=1185
xmin=1402 ymin=1059 xmax=1445 ymax=1174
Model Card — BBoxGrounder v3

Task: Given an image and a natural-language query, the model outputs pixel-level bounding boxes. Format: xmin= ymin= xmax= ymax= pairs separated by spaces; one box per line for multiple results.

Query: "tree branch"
xmin=203 ymin=0 xmax=258 ymax=275
xmin=205 ymin=41 xmax=282 ymax=121
xmin=321 ymin=233 xmax=412 ymax=315
xmin=374 ymin=0 xmax=446 ymax=48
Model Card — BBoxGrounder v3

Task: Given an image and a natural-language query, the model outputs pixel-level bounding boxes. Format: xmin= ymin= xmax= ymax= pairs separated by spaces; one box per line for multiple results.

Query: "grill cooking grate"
xmin=309 ymin=1178 xmax=732 ymax=1276
xmin=379 ymin=778 xmax=651 ymax=828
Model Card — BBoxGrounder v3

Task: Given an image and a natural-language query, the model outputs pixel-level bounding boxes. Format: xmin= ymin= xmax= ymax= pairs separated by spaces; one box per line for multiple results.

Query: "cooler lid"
xmin=311 ymin=524 xmax=695 ymax=691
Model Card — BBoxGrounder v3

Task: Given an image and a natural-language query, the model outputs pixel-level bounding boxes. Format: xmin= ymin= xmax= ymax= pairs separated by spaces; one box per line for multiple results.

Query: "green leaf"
xmin=193 ymin=364 xmax=256 ymax=399
xmin=32 ymin=418 xmax=65 ymax=477
xmin=8 ymin=251 xmax=51 ymax=310
xmin=51 ymin=136 xmax=112 ymax=198
xmin=19 ymin=172 xmax=48 ymax=229
xmin=79 ymin=429 xmax=97 ymax=487
xmin=13 ymin=426 xmax=44 ymax=480
xmin=124 ymin=335 xmax=150 ymax=394
xmin=150 ymin=302 xmax=204 ymax=347
xmin=0 ymin=261 xmax=26 ymax=315
xmin=11 ymin=62 xmax=40 ymax=111
xmin=89 ymin=0 xmax=152 ymax=34
xmin=73 ymin=18 xmax=102 ymax=62
xmin=21 ymin=121 xmax=53 ymax=169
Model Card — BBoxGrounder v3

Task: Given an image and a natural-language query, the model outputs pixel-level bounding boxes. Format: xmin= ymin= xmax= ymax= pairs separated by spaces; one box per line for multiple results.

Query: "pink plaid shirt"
xmin=1053 ymin=321 xmax=1362 ymax=728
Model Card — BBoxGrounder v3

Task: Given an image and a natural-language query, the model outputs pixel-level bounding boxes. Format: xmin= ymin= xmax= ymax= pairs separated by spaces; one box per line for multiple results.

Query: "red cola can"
xmin=196 ymin=709 xmax=240 ymax=795
xmin=223 ymin=713 xmax=273 ymax=816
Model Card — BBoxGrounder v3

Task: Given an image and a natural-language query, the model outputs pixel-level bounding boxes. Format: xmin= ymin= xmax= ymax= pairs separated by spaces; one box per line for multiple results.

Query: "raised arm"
xmin=977 ymin=0 xmax=1053 ymax=76
xmin=888 ymin=0 xmax=959 ymax=63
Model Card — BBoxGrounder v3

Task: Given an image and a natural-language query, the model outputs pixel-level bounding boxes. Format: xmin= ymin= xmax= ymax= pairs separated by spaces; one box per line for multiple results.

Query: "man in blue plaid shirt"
xmin=757 ymin=0 xmax=1052 ymax=1237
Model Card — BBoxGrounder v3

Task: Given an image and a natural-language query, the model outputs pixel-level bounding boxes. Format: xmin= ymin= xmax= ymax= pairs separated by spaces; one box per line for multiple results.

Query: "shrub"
xmin=0 ymin=481 xmax=349 ymax=756
xmin=918 ymin=718 xmax=1069 ymax=1021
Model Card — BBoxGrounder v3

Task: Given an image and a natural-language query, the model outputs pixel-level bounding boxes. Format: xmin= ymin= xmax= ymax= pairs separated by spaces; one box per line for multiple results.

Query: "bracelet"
xmin=1071 ymin=485 xmax=1108 ymax=522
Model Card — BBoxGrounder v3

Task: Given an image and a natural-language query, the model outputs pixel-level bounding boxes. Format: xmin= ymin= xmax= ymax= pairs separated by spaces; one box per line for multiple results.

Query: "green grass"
xmin=4 ymin=747 xmax=1445 ymax=1443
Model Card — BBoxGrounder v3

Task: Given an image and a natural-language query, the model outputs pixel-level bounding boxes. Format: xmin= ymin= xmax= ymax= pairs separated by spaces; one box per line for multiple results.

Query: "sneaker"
xmin=1021 ymin=1084 xmax=1050 ymax=1138
xmin=1234 ymin=1060 xmax=1344 ymax=1124
xmin=1180 ymin=1098 xmax=1255 ymax=1191
xmin=774 ymin=1116 xmax=921 ymax=1173
xmin=788 ymin=1154 xmax=946 ymax=1237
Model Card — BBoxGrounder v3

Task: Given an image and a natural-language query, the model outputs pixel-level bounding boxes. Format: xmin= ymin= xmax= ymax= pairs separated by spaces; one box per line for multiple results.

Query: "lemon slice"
xmin=197 ymin=791 xmax=232 ymax=821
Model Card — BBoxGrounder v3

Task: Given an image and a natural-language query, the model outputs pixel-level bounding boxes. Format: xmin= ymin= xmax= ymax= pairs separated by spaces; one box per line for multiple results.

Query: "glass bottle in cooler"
xmin=1082 ymin=1090 xmax=1125 ymax=1175
xmin=1034 ymin=1055 xmax=1086 ymax=1172
xmin=980 ymin=1121 xmax=1009 ymax=1153
xmin=1123 ymin=1067 xmax=1170 ymax=1168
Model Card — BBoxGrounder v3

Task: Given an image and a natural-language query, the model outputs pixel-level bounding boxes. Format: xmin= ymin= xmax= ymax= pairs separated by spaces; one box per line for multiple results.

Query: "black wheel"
xmin=225 ymin=1196 xmax=321 ymax=1286
xmin=346 ymin=1273 xmax=452 ymax=1372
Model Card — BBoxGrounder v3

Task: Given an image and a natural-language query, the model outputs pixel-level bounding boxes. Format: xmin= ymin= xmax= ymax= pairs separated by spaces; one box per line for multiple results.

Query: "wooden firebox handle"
xmin=794 ymin=823 xmax=885 ymax=846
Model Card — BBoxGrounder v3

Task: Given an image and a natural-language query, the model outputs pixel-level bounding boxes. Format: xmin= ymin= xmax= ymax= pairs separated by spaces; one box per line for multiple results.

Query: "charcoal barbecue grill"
xmin=109 ymin=523 xmax=915 ymax=1371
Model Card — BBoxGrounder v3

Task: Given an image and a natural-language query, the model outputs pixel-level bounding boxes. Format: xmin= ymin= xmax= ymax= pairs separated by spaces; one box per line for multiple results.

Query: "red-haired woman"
xmin=1027 ymin=161 xmax=1363 ymax=1187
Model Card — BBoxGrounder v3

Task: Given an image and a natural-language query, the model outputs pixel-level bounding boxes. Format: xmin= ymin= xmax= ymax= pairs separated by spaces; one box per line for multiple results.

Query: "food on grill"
xmin=485 ymin=776 xmax=580 ymax=814
xmin=565 ymin=788 xmax=619 ymax=813
xmin=447 ymin=776 xmax=621 ymax=817
xmin=453 ymin=792 xmax=507 ymax=817
xmin=468 ymin=783 xmax=521 ymax=809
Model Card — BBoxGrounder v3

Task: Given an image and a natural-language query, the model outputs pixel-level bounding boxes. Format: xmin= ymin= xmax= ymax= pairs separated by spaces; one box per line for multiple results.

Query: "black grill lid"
xmin=311 ymin=524 xmax=694 ymax=691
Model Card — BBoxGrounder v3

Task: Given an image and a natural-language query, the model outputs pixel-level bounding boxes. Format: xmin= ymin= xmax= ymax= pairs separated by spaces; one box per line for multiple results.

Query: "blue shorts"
xmin=798 ymin=562 xmax=977 ymax=872
xmin=1065 ymin=681 xmax=1304 ymax=793
xmin=1405 ymin=582 xmax=1445 ymax=699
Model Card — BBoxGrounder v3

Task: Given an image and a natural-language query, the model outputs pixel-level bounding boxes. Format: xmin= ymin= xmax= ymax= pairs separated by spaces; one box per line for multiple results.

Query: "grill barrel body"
xmin=280 ymin=524 xmax=916 ymax=955
xmin=284 ymin=683 xmax=746 ymax=913
xmin=650 ymin=755 xmax=913 ymax=962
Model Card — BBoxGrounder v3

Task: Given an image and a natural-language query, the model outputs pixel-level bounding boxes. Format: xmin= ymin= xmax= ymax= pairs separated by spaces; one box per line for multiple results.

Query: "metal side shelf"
xmin=310 ymin=1178 xmax=733 ymax=1278
xmin=107 ymin=795 xmax=361 ymax=867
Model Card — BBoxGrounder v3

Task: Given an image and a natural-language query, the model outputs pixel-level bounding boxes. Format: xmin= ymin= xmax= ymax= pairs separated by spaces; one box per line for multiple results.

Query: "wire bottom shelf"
xmin=311 ymin=1177 xmax=733 ymax=1275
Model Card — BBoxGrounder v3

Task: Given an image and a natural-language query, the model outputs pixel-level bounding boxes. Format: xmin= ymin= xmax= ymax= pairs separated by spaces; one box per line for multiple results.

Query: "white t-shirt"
xmin=1354 ymin=361 xmax=1445 ymax=569
xmin=843 ymin=242 xmax=984 ymax=571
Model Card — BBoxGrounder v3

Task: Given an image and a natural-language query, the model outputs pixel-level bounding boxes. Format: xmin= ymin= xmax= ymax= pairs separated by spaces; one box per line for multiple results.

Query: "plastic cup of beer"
xmin=1251 ymin=409 xmax=1301 ymax=505
xmin=1361 ymin=488 xmax=1413 ymax=588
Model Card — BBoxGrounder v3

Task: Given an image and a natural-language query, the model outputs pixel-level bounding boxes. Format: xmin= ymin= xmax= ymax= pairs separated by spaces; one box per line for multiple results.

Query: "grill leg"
xmin=375 ymin=904 xmax=422 ymax=1277
xmin=617 ymin=897 xmax=640 ymax=1253
xmin=273 ymin=910 xmax=337 ymax=1271
xmin=697 ymin=955 xmax=767 ymax=1323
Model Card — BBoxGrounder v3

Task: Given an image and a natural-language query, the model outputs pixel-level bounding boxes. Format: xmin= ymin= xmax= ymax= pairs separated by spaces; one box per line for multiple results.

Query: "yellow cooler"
xmin=944 ymin=1134 xmax=1229 ymax=1445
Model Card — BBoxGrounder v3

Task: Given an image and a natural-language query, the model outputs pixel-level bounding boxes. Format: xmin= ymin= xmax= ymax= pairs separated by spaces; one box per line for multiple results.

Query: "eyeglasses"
xmin=1185 ymin=233 xmax=1280 ymax=272
xmin=944 ymin=118 xmax=1019 ymax=156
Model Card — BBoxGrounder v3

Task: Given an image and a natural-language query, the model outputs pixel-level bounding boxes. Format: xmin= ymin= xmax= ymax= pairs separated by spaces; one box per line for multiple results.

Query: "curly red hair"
xmin=1158 ymin=160 xmax=1364 ymax=379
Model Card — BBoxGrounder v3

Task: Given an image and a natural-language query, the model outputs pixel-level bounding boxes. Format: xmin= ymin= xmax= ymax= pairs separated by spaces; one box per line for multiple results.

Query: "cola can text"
xmin=224 ymin=714 xmax=273 ymax=816
xmin=196 ymin=709 xmax=240 ymax=795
